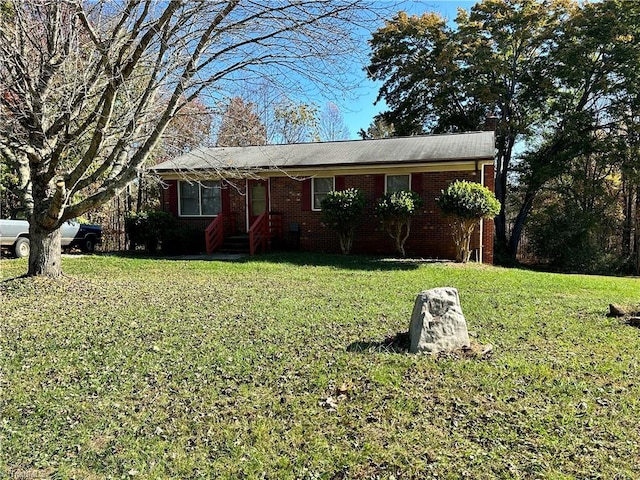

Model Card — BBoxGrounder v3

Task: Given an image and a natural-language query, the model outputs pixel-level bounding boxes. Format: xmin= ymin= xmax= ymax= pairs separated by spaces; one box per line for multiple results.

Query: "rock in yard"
xmin=608 ymin=304 xmax=628 ymax=317
xmin=409 ymin=287 xmax=470 ymax=354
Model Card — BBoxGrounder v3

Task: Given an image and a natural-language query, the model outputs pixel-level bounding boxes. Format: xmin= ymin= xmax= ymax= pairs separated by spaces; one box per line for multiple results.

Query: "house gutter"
xmin=155 ymin=157 xmax=495 ymax=180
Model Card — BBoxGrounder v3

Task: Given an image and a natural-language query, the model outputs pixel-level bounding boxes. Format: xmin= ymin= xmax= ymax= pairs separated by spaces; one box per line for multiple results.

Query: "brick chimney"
xmin=484 ymin=115 xmax=499 ymax=131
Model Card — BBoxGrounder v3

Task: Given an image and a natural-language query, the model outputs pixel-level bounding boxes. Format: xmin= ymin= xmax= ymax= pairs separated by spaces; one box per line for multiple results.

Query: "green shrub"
xmin=375 ymin=190 xmax=424 ymax=256
xmin=528 ymin=202 xmax=623 ymax=273
xmin=320 ymin=188 xmax=366 ymax=254
xmin=436 ymin=180 xmax=500 ymax=263
xmin=125 ymin=210 xmax=184 ymax=254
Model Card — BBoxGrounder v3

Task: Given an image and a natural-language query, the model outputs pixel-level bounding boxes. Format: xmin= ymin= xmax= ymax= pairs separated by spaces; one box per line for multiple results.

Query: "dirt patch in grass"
xmin=348 ymin=332 xmax=493 ymax=359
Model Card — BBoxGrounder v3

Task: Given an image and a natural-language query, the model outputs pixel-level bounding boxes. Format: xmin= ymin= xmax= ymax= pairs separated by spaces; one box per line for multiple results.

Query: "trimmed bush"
xmin=125 ymin=211 xmax=186 ymax=254
xmin=320 ymin=188 xmax=365 ymax=254
xmin=436 ymin=180 xmax=500 ymax=263
xmin=375 ymin=190 xmax=424 ymax=256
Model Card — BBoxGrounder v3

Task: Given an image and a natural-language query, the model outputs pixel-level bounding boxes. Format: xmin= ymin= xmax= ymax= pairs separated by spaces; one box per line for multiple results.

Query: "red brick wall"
xmin=482 ymin=164 xmax=496 ymax=264
xmin=267 ymin=169 xmax=491 ymax=261
xmin=228 ymin=180 xmax=247 ymax=232
xmin=402 ymin=169 xmax=485 ymax=260
xmin=161 ymin=168 xmax=497 ymax=263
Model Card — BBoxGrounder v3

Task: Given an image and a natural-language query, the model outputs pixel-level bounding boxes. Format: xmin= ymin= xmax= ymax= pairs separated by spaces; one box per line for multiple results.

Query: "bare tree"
xmin=318 ymin=101 xmax=350 ymax=141
xmin=216 ymin=97 xmax=266 ymax=147
xmin=0 ymin=0 xmax=385 ymax=276
xmin=234 ymin=82 xmax=321 ymax=144
xmin=272 ymin=98 xmax=319 ymax=144
xmin=155 ymin=97 xmax=213 ymax=160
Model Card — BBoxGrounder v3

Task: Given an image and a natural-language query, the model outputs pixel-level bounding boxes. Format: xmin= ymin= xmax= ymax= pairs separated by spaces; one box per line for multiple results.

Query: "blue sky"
xmin=339 ymin=1 xmax=477 ymax=138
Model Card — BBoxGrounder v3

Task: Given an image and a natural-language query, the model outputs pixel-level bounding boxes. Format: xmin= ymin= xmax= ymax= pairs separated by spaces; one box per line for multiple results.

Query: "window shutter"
xmin=166 ymin=180 xmax=178 ymax=216
xmin=221 ymin=181 xmax=231 ymax=214
xmin=301 ymin=178 xmax=311 ymax=211
xmin=335 ymin=175 xmax=346 ymax=191
xmin=411 ymin=173 xmax=423 ymax=197
xmin=374 ymin=174 xmax=385 ymax=200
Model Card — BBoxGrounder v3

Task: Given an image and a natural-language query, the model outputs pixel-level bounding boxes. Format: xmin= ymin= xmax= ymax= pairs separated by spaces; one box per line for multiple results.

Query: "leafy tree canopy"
xmin=216 ymin=97 xmax=266 ymax=147
xmin=366 ymin=0 xmax=640 ymax=261
xmin=358 ymin=118 xmax=395 ymax=140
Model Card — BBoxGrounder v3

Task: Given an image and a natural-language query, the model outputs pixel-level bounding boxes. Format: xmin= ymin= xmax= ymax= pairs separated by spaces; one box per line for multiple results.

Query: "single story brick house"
xmin=154 ymin=131 xmax=496 ymax=262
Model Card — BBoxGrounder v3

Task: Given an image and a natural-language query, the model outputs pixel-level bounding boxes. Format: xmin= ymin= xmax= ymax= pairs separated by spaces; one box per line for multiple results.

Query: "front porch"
xmin=204 ymin=211 xmax=283 ymax=256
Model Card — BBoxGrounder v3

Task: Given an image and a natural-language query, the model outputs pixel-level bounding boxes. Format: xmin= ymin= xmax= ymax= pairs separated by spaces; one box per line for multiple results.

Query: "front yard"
xmin=1 ymin=253 xmax=639 ymax=478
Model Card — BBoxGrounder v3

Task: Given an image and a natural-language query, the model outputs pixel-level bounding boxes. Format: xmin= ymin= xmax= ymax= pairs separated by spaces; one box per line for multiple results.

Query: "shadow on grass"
xmin=1 ymin=273 xmax=29 ymax=283
xmin=244 ymin=252 xmax=449 ymax=272
xmin=347 ymin=331 xmax=410 ymax=354
xmin=105 ymin=250 xmax=445 ymax=271
xmin=348 ymin=332 xmax=496 ymax=360
xmin=103 ymin=251 xmax=244 ymax=262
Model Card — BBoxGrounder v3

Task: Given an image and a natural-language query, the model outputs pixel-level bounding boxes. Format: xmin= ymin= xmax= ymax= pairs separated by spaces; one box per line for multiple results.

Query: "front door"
xmin=247 ymin=179 xmax=269 ymax=228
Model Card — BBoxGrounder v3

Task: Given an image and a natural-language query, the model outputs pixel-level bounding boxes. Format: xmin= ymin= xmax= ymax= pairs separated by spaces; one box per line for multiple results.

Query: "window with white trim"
xmin=179 ymin=181 xmax=221 ymax=216
xmin=312 ymin=177 xmax=334 ymax=211
xmin=386 ymin=174 xmax=410 ymax=193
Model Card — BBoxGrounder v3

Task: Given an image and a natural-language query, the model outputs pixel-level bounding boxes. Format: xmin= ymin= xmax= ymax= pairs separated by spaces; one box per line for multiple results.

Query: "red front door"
xmin=247 ymin=179 xmax=269 ymax=228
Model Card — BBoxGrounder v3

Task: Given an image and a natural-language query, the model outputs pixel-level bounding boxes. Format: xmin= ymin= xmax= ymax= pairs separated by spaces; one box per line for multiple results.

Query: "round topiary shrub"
xmin=436 ymin=180 xmax=500 ymax=263
xmin=375 ymin=190 xmax=424 ymax=257
xmin=320 ymin=188 xmax=366 ymax=254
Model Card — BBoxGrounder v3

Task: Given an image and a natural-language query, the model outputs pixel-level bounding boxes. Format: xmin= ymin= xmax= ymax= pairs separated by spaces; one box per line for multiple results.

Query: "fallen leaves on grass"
xmin=319 ymin=396 xmax=339 ymax=412
xmin=436 ymin=341 xmax=494 ymax=360
xmin=2 ymin=254 xmax=640 ymax=478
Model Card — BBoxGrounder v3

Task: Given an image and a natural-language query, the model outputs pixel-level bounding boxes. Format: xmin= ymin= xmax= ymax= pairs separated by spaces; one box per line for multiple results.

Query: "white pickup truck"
xmin=0 ymin=218 xmax=102 ymax=258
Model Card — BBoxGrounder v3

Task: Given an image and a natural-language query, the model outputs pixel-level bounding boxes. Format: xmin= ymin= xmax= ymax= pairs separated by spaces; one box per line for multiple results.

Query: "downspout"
xmin=480 ymin=117 xmax=498 ymax=264
xmin=245 ymin=178 xmax=249 ymax=232
xmin=479 ymin=163 xmax=484 ymax=263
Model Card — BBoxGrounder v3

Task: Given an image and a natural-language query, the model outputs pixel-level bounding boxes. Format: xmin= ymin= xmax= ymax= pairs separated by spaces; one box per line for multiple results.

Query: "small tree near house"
xmin=436 ymin=180 xmax=501 ymax=263
xmin=320 ymin=189 xmax=365 ymax=254
xmin=375 ymin=190 xmax=424 ymax=257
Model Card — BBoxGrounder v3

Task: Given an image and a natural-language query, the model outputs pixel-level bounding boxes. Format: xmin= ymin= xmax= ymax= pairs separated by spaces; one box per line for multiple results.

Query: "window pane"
xmin=313 ymin=177 xmax=333 ymax=210
xmin=180 ymin=182 xmax=200 ymax=216
xmin=250 ymin=182 xmax=267 ymax=216
xmin=387 ymin=175 xmax=410 ymax=193
xmin=201 ymin=181 xmax=221 ymax=215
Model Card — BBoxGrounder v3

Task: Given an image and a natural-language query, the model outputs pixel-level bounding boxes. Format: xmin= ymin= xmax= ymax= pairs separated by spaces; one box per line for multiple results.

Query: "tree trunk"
xmin=339 ymin=231 xmax=354 ymax=254
xmin=392 ymin=221 xmax=409 ymax=257
xmin=28 ymin=224 xmax=63 ymax=277
xmin=136 ymin=172 xmax=143 ymax=214
xmin=126 ymin=185 xmax=133 ymax=213
xmin=508 ymin=189 xmax=538 ymax=259
xmin=493 ymin=134 xmax=515 ymax=258
xmin=622 ymin=187 xmax=633 ymax=258
xmin=635 ymin=186 xmax=640 ymax=275
xmin=494 ymin=159 xmax=509 ymax=254
xmin=395 ymin=233 xmax=406 ymax=257
xmin=451 ymin=219 xmax=477 ymax=263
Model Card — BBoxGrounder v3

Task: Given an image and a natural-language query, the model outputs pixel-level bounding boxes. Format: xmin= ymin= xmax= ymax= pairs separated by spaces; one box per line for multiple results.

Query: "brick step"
xmin=219 ymin=234 xmax=250 ymax=254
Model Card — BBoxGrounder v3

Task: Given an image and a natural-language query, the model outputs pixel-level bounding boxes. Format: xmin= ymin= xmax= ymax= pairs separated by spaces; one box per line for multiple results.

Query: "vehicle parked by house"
xmin=0 ymin=218 xmax=102 ymax=258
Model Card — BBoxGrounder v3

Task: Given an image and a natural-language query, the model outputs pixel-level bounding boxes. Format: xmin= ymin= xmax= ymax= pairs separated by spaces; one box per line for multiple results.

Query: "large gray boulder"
xmin=409 ymin=287 xmax=470 ymax=354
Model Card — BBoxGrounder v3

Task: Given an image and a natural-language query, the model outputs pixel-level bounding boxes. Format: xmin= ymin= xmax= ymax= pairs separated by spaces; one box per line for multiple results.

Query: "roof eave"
xmin=153 ymin=156 xmax=495 ymax=177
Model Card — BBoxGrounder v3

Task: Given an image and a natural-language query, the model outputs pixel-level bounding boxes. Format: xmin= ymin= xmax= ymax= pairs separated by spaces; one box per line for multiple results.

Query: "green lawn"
xmin=1 ymin=253 xmax=639 ymax=479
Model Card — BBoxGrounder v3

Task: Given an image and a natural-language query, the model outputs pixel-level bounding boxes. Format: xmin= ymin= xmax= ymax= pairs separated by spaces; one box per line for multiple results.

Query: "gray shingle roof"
xmin=154 ymin=131 xmax=494 ymax=172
